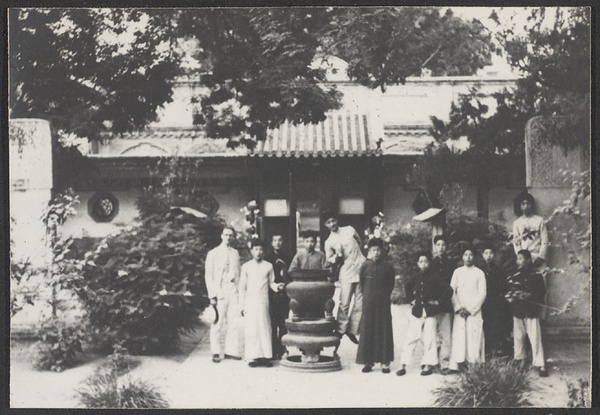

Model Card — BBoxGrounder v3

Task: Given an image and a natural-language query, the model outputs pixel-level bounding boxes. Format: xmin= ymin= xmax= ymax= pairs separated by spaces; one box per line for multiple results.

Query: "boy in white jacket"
xmin=448 ymin=247 xmax=487 ymax=373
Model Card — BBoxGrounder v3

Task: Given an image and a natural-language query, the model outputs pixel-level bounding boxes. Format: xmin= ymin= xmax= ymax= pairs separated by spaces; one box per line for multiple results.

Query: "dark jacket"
xmin=482 ymin=262 xmax=509 ymax=319
xmin=506 ymin=265 xmax=546 ymax=319
xmin=430 ymin=255 xmax=456 ymax=313
xmin=405 ymin=268 xmax=452 ymax=318
xmin=265 ymin=249 xmax=291 ymax=299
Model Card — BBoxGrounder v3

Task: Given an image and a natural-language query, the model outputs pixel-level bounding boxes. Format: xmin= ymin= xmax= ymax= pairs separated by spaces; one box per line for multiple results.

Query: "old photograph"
xmin=8 ymin=6 xmax=592 ymax=408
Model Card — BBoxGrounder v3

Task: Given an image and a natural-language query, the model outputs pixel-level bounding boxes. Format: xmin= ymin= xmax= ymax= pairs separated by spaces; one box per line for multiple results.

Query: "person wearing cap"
xmin=323 ymin=211 xmax=366 ymax=345
xmin=356 ymin=238 xmax=396 ymax=374
xmin=430 ymin=234 xmax=456 ymax=374
xmin=512 ymin=191 xmax=548 ymax=266
xmin=288 ymin=230 xmax=327 ymax=272
xmin=204 ymin=226 xmax=242 ymax=363
xmin=239 ymin=239 xmax=286 ymax=367
xmin=447 ymin=246 xmax=487 ymax=374
xmin=264 ymin=234 xmax=292 ymax=360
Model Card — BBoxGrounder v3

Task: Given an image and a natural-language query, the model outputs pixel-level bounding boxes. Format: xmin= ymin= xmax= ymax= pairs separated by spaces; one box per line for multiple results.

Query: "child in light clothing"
xmin=448 ymin=247 xmax=487 ymax=373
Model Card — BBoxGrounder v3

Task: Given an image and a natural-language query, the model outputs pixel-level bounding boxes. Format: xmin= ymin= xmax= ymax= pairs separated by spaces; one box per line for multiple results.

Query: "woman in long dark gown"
xmin=356 ymin=238 xmax=396 ymax=373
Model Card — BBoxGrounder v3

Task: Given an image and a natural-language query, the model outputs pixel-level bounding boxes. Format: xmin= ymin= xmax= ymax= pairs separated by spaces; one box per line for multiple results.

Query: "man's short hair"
xmin=517 ymin=249 xmax=532 ymax=261
xmin=367 ymin=237 xmax=384 ymax=249
xmin=271 ymin=233 xmax=284 ymax=240
xmin=250 ymin=238 xmax=267 ymax=249
xmin=416 ymin=251 xmax=432 ymax=262
xmin=481 ymin=245 xmax=494 ymax=253
xmin=321 ymin=210 xmax=338 ymax=222
xmin=300 ymin=230 xmax=318 ymax=240
xmin=433 ymin=235 xmax=447 ymax=244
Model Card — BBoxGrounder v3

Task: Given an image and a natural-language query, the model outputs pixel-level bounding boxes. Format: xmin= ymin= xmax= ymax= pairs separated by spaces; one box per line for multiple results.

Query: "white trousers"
xmin=337 ymin=280 xmax=363 ymax=336
xmin=400 ymin=314 xmax=438 ymax=366
xmin=513 ymin=317 xmax=545 ymax=367
xmin=450 ymin=314 xmax=485 ymax=369
xmin=210 ymin=292 xmax=241 ymax=356
xmin=436 ymin=312 xmax=453 ymax=369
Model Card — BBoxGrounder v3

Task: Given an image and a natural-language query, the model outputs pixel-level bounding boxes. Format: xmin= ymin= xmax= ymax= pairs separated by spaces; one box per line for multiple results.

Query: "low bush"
xmin=433 ymin=357 xmax=531 ymax=407
xmin=33 ymin=317 xmax=88 ymax=372
xmin=78 ymin=211 xmax=226 ymax=354
xmin=77 ymin=365 xmax=169 ymax=409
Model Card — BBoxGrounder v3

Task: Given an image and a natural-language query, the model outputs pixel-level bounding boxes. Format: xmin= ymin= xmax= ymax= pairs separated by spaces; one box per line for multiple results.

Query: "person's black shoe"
xmin=420 ymin=365 xmax=433 ymax=376
xmin=224 ymin=354 xmax=242 ymax=361
xmin=346 ymin=333 xmax=359 ymax=344
xmin=248 ymin=361 xmax=258 ymax=368
xmin=440 ymin=368 xmax=451 ymax=376
xmin=382 ymin=367 xmax=391 ymax=374
xmin=446 ymin=369 xmax=460 ymax=375
xmin=396 ymin=368 xmax=406 ymax=376
xmin=263 ymin=360 xmax=273 ymax=368
xmin=362 ymin=365 xmax=373 ymax=373
xmin=212 ymin=354 xmax=221 ymax=363
xmin=539 ymin=368 xmax=549 ymax=377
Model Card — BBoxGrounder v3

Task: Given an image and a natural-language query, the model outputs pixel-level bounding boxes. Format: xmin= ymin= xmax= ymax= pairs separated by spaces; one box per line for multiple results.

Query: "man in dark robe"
xmin=430 ymin=235 xmax=456 ymax=374
xmin=356 ymin=238 xmax=396 ymax=373
xmin=480 ymin=245 xmax=512 ymax=357
xmin=264 ymin=234 xmax=292 ymax=360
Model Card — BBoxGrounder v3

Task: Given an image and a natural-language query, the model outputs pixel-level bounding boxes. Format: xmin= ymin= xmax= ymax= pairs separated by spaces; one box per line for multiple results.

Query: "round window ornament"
xmin=88 ymin=192 xmax=119 ymax=223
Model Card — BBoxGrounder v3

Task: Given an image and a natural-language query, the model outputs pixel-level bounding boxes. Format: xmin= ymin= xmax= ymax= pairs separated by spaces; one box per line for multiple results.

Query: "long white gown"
xmin=450 ymin=265 xmax=487 ymax=367
xmin=239 ymin=259 xmax=279 ymax=361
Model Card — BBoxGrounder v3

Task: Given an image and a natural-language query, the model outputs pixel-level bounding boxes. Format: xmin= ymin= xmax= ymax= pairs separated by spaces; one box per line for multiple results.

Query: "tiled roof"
xmin=253 ymin=113 xmax=382 ymax=158
xmin=89 ymin=123 xmax=434 ymax=158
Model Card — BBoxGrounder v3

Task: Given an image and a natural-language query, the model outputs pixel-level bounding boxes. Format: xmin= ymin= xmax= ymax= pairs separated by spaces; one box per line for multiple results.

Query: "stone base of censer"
xmin=280 ymin=269 xmax=342 ymax=372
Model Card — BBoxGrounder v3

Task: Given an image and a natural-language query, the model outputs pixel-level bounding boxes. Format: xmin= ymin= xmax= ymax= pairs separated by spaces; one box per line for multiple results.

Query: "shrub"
xmin=433 ymin=357 xmax=531 ymax=407
xmin=77 ymin=365 xmax=169 ymax=409
xmin=33 ymin=317 xmax=88 ymax=372
xmin=78 ymin=211 xmax=226 ymax=354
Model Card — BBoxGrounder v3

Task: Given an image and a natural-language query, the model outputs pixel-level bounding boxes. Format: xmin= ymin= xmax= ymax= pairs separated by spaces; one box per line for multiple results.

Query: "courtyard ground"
xmin=10 ymin=304 xmax=591 ymax=408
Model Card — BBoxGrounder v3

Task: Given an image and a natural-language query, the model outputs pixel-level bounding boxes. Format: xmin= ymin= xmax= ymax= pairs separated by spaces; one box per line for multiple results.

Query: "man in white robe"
xmin=204 ymin=226 xmax=242 ymax=363
xmin=239 ymin=239 xmax=285 ymax=367
xmin=448 ymin=247 xmax=487 ymax=373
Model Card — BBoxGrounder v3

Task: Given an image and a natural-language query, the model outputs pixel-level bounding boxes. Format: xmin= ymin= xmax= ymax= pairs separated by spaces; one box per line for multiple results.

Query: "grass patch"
xmin=433 ymin=357 xmax=531 ymax=407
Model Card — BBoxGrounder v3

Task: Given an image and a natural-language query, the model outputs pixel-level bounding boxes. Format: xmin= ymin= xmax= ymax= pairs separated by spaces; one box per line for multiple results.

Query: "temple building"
xmin=60 ymin=59 xmax=523 ymax=252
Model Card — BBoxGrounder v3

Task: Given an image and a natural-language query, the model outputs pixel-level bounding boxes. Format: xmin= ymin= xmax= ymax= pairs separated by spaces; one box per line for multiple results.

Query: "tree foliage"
xmin=325 ymin=8 xmax=494 ymax=91
xmin=419 ymin=7 xmax=589 ymax=196
xmin=10 ymin=7 xmax=495 ymax=145
xmin=430 ymin=7 xmax=589 ymax=158
xmin=10 ymin=9 xmax=180 ymax=140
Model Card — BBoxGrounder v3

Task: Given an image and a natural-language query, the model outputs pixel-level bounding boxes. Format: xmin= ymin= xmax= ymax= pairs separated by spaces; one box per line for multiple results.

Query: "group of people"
xmin=204 ymin=191 xmax=550 ymax=378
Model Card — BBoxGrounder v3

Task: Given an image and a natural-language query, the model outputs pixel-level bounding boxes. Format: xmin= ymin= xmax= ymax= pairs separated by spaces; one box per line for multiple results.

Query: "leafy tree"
xmin=417 ymin=7 xmax=589 ymax=206
xmin=324 ymin=8 xmax=494 ymax=91
xmin=10 ymin=7 xmax=496 ymax=146
xmin=9 ymin=9 xmax=180 ymax=140
xmin=495 ymin=7 xmax=590 ymax=151
xmin=429 ymin=7 xmax=589 ymax=157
